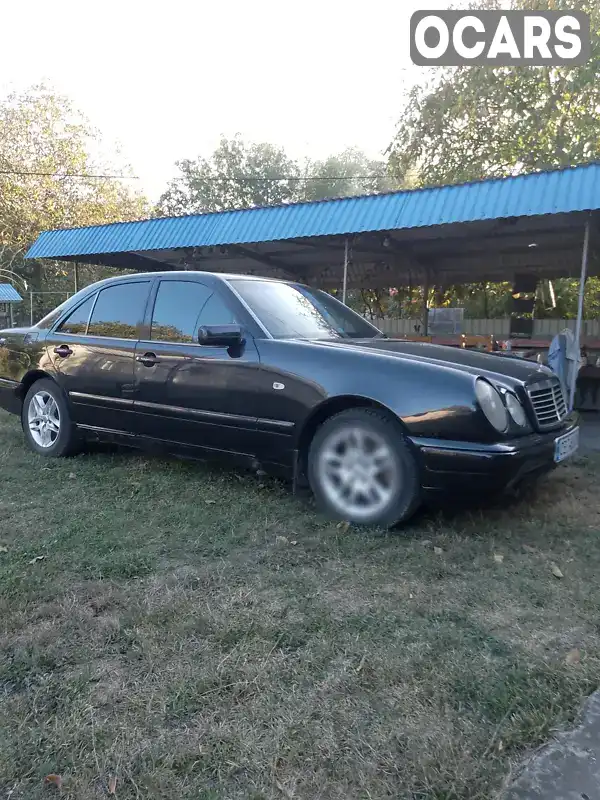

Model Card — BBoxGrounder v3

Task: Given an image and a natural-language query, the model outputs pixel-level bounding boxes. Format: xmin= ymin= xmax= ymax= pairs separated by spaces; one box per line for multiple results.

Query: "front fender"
xmin=256 ymin=339 xmax=487 ymax=444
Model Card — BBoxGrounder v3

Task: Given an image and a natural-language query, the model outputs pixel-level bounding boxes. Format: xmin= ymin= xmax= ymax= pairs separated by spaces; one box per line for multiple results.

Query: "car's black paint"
xmin=0 ymin=270 xmax=576 ymax=503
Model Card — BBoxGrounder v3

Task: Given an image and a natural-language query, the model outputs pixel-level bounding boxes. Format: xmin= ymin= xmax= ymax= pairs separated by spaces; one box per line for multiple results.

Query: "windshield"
xmin=229 ymin=280 xmax=383 ymax=340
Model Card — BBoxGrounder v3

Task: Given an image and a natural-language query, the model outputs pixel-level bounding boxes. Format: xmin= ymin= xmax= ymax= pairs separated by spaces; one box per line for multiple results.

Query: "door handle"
xmin=53 ymin=345 xmax=73 ymax=358
xmin=136 ymin=352 xmax=160 ymax=367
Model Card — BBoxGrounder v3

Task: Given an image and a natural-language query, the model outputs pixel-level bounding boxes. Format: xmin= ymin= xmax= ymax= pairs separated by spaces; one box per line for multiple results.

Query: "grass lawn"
xmin=1 ymin=409 xmax=599 ymax=799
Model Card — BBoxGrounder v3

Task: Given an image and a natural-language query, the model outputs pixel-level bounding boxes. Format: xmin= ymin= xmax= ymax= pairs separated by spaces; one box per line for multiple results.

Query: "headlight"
xmin=475 ymin=378 xmax=509 ymax=432
xmin=505 ymin=392 xmax=528 ymax=427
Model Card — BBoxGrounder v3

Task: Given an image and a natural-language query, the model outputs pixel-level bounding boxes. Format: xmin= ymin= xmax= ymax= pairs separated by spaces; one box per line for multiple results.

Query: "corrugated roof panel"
xmin=0 ymin=284 xmax=23 ymax=302
xmin=435 ymin=185 xmax=456 ymax=223
xmin=25 ymin=163 xmax=600 ymax=260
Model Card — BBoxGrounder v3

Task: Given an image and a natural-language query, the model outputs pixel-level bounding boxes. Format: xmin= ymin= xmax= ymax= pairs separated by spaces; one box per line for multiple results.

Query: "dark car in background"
xmin=0 ymin=271 xmax=579 ymax=527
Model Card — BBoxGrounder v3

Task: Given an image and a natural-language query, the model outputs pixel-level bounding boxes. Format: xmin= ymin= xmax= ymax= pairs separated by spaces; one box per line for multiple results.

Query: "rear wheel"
xmin=21 ymin=379 xmax=80 ymax=457
xmin=308 ymin=408 xmax=421 ymax=528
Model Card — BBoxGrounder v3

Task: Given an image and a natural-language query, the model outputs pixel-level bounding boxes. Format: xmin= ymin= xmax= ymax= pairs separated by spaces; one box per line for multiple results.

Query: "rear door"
xmin=133 ymin=277 xmax=263 ymax=457
xmin=46 ymin=280 xmax=151 ymax=434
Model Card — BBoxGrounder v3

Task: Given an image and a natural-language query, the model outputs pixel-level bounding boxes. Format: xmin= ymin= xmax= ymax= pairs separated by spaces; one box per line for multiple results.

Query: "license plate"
xmin=554 ymin=427 xmax=579 ymax=463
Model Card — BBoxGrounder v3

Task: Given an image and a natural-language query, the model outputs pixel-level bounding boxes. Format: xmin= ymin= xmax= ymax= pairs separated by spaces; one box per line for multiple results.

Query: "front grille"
xmin=527 ymin=378 xmax=567 ymax=430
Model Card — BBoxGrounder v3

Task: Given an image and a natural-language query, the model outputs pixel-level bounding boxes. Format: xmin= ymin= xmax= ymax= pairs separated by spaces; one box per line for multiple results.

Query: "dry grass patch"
xmin=1 ymin=410 xmax=600 ymax=798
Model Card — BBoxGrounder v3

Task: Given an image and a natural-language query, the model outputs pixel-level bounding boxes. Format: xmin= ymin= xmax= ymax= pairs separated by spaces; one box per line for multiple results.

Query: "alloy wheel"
xmin=27 ymin=390 xmax=61 ymax=448
xmin=317 ymin=424 xmax=399 ymax=521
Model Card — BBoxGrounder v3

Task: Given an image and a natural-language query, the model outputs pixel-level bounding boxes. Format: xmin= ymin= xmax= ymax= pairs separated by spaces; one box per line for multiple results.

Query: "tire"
xmin=21 ymin=379 xmax=81 ymax=458
xmin=307 ymin=408 xmax=421 ymax=528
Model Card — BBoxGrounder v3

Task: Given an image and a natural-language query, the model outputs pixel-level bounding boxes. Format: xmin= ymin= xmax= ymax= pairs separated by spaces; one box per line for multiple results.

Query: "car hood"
xmin=307 ymin=338 xmax=551 ymax=385
xmin=0 ymin=327 xmax=31 ymax=338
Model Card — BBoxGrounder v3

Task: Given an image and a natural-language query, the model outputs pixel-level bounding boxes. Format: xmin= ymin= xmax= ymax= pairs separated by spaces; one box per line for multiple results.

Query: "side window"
xmin=197 ymin=293 xmax=239 ymax=328
xmin=87 ymin=282 xmax=149 ymax=340
xmin=151 ymin=281 xmax=213 ymax=343
xmin=55 ymin=294 xmax=96 ymax=335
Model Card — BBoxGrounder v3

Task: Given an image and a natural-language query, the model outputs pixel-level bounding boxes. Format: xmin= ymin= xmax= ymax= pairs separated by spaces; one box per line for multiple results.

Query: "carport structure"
xmin=26 ymin=162 xmax=600 ymax=395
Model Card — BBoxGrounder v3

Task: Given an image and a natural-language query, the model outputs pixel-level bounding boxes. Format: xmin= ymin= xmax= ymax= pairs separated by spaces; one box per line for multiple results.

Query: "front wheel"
xmin=308 ymin=408 xmax=421 ymax=528
xmin=21 ymin=379 xmax=80 ymax=457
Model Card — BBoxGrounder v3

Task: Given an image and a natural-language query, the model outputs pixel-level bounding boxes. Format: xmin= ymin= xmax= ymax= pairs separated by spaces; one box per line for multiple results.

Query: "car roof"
xmin=36 ymin=270 xmax=305 ymax=330
xmin=93 ymin=271 xmax=295 ymax=287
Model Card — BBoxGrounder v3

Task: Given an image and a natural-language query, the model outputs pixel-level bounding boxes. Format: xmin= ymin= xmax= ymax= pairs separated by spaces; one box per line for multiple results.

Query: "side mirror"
xmin=198 ymin=324 xmax=244 ymax=348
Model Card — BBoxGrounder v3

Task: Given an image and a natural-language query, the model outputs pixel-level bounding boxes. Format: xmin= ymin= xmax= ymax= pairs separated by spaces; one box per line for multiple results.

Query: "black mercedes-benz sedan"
xmin=0 ymin=271 xmax=579 ymax=527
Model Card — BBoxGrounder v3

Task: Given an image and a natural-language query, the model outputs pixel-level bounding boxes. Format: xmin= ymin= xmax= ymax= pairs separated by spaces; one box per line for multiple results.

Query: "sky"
xmin=0 ymin=0 xmax=453 ymax=201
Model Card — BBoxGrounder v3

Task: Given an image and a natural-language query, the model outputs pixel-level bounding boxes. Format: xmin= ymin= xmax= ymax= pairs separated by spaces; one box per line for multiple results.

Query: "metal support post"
xmin=342 ymin=238 xmax=349 ymax=304
xmin=422 ymin=272 xmax=430 ymax=335
xmin=569 ymin=215 xmax=591 ymax=410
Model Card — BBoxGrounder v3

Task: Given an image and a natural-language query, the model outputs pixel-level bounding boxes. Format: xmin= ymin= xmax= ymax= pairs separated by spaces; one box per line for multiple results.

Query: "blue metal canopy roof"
xmin=0 ymin=284 xmax=23 ymax=302
xmin=25 ymin=163 xmax=600 ymax=260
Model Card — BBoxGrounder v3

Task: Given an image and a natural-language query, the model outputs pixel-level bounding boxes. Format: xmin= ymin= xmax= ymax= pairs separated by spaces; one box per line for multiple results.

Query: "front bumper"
xmin=410 ymin=414 xmax=579 ymax=499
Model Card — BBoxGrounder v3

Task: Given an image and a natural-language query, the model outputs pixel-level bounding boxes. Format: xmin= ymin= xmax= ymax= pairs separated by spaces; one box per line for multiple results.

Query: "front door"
xmin=46 ymin=280 xmax=151 ymax=434
xmin=133 ymin=278 xmax=262 ymax=458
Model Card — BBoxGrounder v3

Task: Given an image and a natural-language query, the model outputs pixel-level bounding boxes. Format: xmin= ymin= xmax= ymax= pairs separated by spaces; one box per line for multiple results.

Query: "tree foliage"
xmin=0 ymin=85 xmax=149 ymax=318
xmin=159 ymin=137 xmax=398 ymax=216
xmin=388 ymin=0 xmax=600 ymax=186
xmin=159 ymin=136 xmax=302 ymax=215
xmin=386 ymin=0 xmax=600 ymax=319
xmin=302 ymin=148 xmax=400 ymax=202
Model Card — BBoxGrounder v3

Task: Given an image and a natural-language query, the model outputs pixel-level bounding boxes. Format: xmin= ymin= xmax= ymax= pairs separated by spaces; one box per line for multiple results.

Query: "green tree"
xmin=159 ymin=137 xmax=398 ymax=216
xmin=388 ymin=0 xmax=600 ymax=186
xmin=0 ymin=84 xmax=149 ymax=318
xmin=387 ymin=0 xmax=600 ymax=319
xmin=301 ymin=147 xmax=400 ymax=201
xmin=159 ymin=136 xmax=302 ymax=215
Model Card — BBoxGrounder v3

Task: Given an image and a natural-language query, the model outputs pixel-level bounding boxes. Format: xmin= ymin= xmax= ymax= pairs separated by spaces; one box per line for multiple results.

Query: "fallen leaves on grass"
xmin=28 ymin=555 xmax=45 ymax=565
xmin=108 ymin=775 xmax=117 ymax=795
xmin=565 ymin=648 xmax=581 ymax=666
xmin=44 ymin=774 xmax=62 ymax=789
xmin=494 ymin=553 xmax=504 ymax=564
xmin=551 ymin=562 xmax=564 ymax=579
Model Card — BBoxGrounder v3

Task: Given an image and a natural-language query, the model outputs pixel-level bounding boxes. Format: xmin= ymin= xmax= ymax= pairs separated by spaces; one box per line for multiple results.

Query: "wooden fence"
xmin=373 ymin=318 xmax=600 ymax=338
